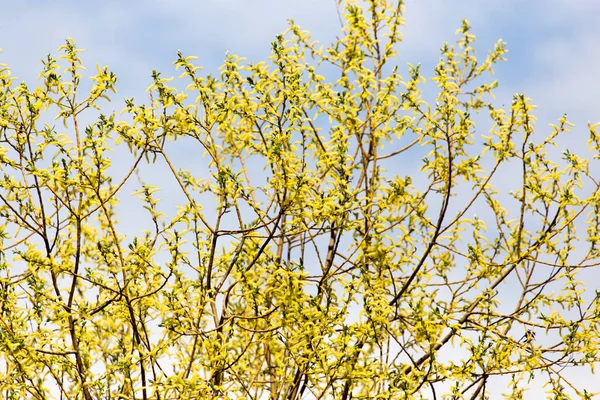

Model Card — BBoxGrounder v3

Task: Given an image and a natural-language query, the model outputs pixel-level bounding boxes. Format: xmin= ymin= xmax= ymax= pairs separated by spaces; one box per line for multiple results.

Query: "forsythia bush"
xmin=1 ymin=1 xmax=599 ymax=398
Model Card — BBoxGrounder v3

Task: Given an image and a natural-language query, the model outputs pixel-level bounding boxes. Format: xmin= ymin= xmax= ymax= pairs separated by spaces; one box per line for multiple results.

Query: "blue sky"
xmin=2 ymin=0 xmax=599 ymax=127
xmin=2 ymin=0 xmax=600 ymax=397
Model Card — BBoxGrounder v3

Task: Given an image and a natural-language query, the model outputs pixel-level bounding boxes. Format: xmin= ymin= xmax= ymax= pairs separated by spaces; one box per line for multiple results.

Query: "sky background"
xmin=2 ymin=0 xmax=600 ymax=398
xmin=2 ymin=0 xmax=599 ymax=125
